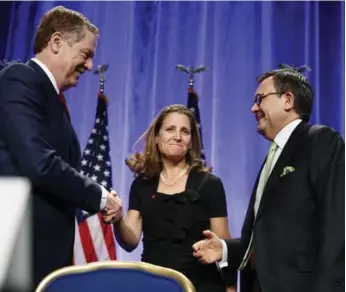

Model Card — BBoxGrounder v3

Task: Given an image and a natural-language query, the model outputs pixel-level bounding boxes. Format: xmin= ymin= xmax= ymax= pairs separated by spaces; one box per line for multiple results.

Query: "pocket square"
xmin=280 ymin=166 xmax=295 ymax=177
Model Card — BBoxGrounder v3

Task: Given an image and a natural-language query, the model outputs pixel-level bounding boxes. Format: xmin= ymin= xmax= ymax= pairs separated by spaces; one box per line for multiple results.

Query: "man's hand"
xmin=192 ymin=230 xmax=223 ymax=264
xmin=102 ymin=190 xmax=123 ymax=223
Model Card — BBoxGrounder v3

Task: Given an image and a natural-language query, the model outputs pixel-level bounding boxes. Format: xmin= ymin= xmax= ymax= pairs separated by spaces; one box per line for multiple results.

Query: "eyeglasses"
xmin=254 ymin=92 xmax=285 ymax=105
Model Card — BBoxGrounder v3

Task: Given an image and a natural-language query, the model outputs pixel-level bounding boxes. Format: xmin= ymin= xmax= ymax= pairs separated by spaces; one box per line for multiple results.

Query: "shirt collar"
xmin=274 ymin=119 xmax=302 ymax=150
xmin=31 ymin=58 xmax=59 ymax=94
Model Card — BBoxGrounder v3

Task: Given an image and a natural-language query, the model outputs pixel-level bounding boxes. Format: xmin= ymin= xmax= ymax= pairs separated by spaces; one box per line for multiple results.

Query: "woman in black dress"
xmin=105 ymin=105 xmax=235 ymax=292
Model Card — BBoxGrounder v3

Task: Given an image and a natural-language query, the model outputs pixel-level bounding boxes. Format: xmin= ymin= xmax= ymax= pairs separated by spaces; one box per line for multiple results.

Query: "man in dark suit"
xmin=192 ymin=67 xmax=345 ymax=292
xmin=0 ymin=6 xmax=122 ymax=289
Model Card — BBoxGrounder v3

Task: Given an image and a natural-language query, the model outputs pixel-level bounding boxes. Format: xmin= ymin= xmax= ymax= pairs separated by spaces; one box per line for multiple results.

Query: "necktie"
xmin=238 ymin=141 xmax=278 ymax=270
xmin=58 ymin=92 xmax=71 ymax=122
xmin=254 ymin=141 xmax=278 ymax=215
xmin=262 ymin=141 xmax=278 ymax=185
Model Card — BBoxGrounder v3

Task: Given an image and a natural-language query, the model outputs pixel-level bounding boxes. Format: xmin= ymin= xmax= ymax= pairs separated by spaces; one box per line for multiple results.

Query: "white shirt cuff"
xmin=99 ymin=185 xmax=108 ymax=210
xmin=79 ymin=185 xmax=108 ymax=219
xmin=216 ymin=239 xmax=228 ymax=269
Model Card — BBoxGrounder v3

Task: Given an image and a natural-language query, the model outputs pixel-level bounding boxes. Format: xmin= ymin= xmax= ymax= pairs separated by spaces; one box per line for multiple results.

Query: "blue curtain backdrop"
xmin=0 ymin=1 xmax=344 ymax=262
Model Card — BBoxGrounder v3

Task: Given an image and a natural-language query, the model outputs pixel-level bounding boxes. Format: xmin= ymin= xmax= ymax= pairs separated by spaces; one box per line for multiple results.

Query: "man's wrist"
xmin=100 ymin=185 xmax=108 ymax=210
xmin=217 ymin=239 xmax=228 ymax=268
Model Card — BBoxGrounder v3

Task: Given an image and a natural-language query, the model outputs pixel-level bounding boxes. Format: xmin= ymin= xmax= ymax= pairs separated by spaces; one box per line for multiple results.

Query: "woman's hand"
xmin=102 ymin=191 xmax=123 ymax=224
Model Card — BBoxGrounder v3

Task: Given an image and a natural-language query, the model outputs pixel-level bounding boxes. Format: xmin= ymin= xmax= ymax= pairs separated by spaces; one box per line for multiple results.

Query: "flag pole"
xmin=94 ymin=63 xmax=109 ymax=96
xmin=176 ymin=64 xmax=208 ymax=162
xmin=176 ymin=64 xmax=208 ymax=90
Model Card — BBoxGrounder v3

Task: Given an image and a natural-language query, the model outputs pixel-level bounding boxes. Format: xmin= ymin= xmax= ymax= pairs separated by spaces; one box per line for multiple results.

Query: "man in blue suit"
xmin=0 ymin=6 xmax=122 ymax=289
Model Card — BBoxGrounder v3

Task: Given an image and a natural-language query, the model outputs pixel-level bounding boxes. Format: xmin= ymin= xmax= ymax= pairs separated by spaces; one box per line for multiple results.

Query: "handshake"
xmin=101 ymin=190 xmax=124 ymax=224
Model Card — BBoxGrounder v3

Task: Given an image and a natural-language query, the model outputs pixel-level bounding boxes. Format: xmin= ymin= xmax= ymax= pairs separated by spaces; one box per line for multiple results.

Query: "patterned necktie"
xmin=58 ymin=92 xmax=71 ymax=122
xmin=238 ymin=141 xmax=278 ymax=271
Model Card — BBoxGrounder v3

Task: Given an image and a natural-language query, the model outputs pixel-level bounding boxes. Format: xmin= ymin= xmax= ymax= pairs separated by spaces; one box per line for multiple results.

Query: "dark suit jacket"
xmin=0 ymin=60 xmax=102 ymax=288
xmin=224 ymin=122 xmax=345 ymax=292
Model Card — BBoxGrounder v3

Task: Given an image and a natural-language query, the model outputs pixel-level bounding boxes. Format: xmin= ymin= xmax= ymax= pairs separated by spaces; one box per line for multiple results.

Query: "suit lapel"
xmin=27 ymin=60 xmax=59 ymax=99
xmin=241 ymin=160 xmax=265 ymax=238
xmin=27 ymin=60 xmax=71 ymax=125
xmin=69 ymin=128 xmax=82 ymax=169
xmin=27 ymin=59 xmax=81 ymax=168
xmin=26 ymin=60 xmax=66 ymax=123
xmin=255 ymin=122 xmax=308 ymax=220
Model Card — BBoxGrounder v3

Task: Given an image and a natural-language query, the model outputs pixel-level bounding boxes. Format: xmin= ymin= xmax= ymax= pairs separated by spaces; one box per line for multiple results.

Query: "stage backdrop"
xmin=0 ymin=1 xmax=344 ymax=262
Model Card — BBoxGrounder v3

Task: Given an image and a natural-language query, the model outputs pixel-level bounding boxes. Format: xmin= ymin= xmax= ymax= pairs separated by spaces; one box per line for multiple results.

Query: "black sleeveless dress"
xmin=129 ymin=170 xmax=228 ymax=292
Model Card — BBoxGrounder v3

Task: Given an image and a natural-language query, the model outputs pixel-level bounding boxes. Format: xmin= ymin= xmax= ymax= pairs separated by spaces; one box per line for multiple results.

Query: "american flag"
xmin=187 ymin=88 xmax=206 ymax=161
xmin=73 ymin=92 xmax=116 ymax=264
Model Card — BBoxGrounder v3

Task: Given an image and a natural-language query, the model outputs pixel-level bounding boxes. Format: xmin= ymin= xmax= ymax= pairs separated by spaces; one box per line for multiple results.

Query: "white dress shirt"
xmin=31 ymin=58 xmax=59 ymax=93
xmin=31 ymin=58 xmax=108 ymax=210
xmin=218 ymin=119 xmax=303 ymax=268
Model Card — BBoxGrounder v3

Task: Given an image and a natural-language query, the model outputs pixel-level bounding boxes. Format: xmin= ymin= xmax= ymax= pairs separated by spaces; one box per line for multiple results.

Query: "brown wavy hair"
xmin=34 ymin=6 xmax=99 ymax=54
xmin=126 ymin=104 xmax=211 ymax=179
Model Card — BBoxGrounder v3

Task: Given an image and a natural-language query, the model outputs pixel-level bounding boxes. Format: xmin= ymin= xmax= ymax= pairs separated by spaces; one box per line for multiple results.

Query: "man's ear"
xmin=283 ymin=92 xmax=295 ymax=111
xmin=49 ymin=32 xmax=64 ymax=54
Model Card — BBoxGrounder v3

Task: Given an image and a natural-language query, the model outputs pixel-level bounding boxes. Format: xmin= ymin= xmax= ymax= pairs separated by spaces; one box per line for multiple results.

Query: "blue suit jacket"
xmin=0 ymin=60 xmax=102 ymax=287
